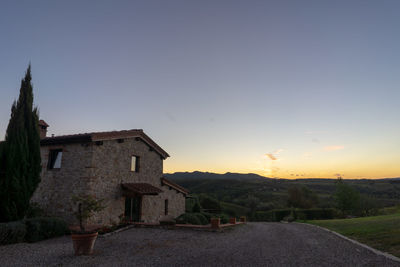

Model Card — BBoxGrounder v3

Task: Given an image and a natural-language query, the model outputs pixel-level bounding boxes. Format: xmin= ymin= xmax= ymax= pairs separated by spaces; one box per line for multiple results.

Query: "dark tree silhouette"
xmin=334 ymin=177 xmax=360 ymax=216
xmin=287 ymin=186 xmax=319 ymax=209
xmin=0 ymin=65 xmax=41 ymax=222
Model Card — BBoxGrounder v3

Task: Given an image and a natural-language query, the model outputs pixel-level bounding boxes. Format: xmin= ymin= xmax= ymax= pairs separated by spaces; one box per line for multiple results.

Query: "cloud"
xmin=324 ymin=145 xmax=344 ymax=151
xmin=312 ymin=138 xmax=320 ymax=143
xmin=305 ymin=130 xmax=327 ymax=135
xmin=266 ymin=153 xmax=277 ymax=160
xmin=265 ymin=149 xmax=284 ymax=161
xmin=165 ymin=112 xmax=176 ymax=122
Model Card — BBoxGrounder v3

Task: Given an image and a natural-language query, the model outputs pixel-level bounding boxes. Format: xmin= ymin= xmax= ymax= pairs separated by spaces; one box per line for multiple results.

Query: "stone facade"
xmin=31 ymin=130 xmax=187 ymax=226
xmin=31 ymin=143 xmax=93 ymax=223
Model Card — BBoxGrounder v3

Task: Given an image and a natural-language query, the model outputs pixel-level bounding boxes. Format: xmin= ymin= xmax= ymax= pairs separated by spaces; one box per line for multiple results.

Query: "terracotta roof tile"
xmin=40 ymin=129 xmax=169 ymax=159
xmin=122 ymin=183 xmax=163 ymax=195
xmin=38 ymin=120 xmax=49 ymax=127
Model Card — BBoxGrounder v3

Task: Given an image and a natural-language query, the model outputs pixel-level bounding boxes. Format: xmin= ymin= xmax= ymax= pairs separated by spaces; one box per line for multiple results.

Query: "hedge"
xmin=24 ymin=217 xmax=68 ymax=243
xmin=296 ymin=208 xmax=337 ymax=220
xmin=176 ymin=213 xmax=209 ymax=225
xmin=176 ymin=212 xmax=231 ymax=225
xmin=253 ymin=208 xmax=336 ymax=222
xmin=0 ymin=221 xmax=26 ymax=245
xmin=217 ymin=213 xmax=229 ymax=224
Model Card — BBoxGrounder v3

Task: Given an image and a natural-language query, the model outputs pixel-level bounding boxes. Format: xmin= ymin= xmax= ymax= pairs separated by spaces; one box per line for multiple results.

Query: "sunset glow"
xmin=1 ymin=1 xmax=400 ymax=179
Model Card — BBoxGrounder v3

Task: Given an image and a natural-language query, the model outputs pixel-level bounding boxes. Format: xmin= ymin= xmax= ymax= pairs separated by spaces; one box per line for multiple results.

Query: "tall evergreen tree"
xmin=0 ymin=65 xmax=41 ymax=222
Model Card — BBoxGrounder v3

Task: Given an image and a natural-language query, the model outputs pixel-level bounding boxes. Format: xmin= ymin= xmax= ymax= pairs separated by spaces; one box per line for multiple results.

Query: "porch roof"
xmin=121 ymin=183 xmax=163 ymax=196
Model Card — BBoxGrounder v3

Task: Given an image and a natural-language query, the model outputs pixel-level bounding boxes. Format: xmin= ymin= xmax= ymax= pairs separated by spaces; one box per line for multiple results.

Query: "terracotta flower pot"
xmin=210 ymin=218 xmax=220 ymax=229
xmin=71 ymin=232 xmax=98 ymax=255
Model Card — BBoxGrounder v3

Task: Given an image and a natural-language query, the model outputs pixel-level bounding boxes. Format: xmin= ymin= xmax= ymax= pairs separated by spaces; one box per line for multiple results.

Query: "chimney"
xmin=38 ymin=120 xmax=49 ymax=139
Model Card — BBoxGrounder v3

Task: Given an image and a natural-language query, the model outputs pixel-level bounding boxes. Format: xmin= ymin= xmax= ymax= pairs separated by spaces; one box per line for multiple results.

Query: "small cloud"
xmin=265 ymin=149 xmax=284 ymax=161
xmin=324 ymin=145 xmax=344 ymax=151
xmin=312 ymin=138 xmax=320 ymax=143
xmin=165 ymin=112 xmax=176 ymax=122
xmin=305 ymin=130 xmax=327 ymax=135
xmin=302 ymin=152 xmax=312 ymax=159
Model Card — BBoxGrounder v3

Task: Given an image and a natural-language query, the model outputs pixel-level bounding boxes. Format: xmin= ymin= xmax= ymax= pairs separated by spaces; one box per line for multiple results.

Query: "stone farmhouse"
xmin=31 ymin=120 xmax=188 ymax=225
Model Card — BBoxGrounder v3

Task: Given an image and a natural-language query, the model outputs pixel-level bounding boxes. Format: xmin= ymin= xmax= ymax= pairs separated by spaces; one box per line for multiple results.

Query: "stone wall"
xmin=141 ymin=184 xmax=186 ymax=223
xmin=31 ymin=143 xmax=93 ymax=224
xmin=32 ymin=136 xmax=186 ymax=226
xmin=88 ymin=137 xmax=185 ymax=225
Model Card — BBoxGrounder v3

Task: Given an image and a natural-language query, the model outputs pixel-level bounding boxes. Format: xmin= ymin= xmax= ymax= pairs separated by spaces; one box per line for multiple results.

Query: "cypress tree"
xmin=0 ymin=65 xmax=41 ymax=222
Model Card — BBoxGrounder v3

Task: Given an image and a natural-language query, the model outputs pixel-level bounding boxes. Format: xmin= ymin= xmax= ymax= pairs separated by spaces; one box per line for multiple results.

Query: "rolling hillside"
xmin=166 ymin=172 xmax=400 ymax=210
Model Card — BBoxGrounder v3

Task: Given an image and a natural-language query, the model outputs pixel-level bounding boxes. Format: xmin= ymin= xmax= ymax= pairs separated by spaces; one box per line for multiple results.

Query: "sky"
xmin=1 ymin=0 xmax=399 ymax=179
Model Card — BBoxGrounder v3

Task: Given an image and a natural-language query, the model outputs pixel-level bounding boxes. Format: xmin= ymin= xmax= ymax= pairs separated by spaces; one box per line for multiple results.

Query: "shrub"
xmin=253 ymin=211 xmax=274 ymax=222
xmin=201 ymin=212 xmax=213 ymax=221
xmin=253 ymin=208 xmax=337 ymax=222
xmin=221 ymin=202 xmax=249 ymax=217
xmin=72 ymin=195 xmax=105 ymax=233
xmin=198 ymin=194 xmax=221 ymax=212
xmin=273 ymin=209 xmax=293 ymax=222
xmin=25 ymin=217 xmax=68 ymax=242
xmin=0 ymin=221 xmax=26 ymax=245
xmin=25 ymin=203 xmax=45 ymax=218
xmin=194 ymin=213 xmax=209 ymax=225
xmin=176 ymin=213 xmax=209 ymax=225
xmin=299 ymin=208 xmax=336 ymax=220
xmin=192 ymin=202 xmax=201 ymax=213
xmin=217 ymin=214 xmax=229 ymax=224
xmin=176 ymin=213 xmax=201 ymax=225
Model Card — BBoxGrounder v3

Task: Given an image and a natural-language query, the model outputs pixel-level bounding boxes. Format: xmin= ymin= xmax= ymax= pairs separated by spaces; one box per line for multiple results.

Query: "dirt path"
xmin=1 ymin=222 xmax=399 ymax=266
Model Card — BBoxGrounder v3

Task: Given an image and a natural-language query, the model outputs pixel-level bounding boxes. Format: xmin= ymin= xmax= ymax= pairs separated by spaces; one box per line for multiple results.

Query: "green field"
xmin=306 ymin=212 xmax=400 ymax=258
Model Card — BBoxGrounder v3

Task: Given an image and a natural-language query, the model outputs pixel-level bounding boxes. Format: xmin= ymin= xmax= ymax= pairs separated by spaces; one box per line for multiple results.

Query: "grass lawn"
xmin=306 ymin=213 xmax=400 ymax=258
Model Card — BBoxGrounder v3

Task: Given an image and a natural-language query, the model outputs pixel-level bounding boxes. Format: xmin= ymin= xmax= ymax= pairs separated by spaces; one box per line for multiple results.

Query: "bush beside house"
xmin=0 ymin=217 xmax=67 ymax=245
xmin=25 ymin=217 xmax=68 ymax=242
xmin=176 ymin=213 xmax=209 ymax=225
xmin=0 ymin=221 xmax=26 ymax=245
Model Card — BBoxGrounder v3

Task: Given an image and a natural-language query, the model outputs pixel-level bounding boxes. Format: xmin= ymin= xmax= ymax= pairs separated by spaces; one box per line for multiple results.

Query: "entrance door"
xmin=125 ymin=196 xmax=141 ymax=222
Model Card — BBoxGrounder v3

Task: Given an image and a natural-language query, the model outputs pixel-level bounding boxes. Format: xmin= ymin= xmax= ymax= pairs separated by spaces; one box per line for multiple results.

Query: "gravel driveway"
xmin=1 ymin=222 xmax=399 ymax=266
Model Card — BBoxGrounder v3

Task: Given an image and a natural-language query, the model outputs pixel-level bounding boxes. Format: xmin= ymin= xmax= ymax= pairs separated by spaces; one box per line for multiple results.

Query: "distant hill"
xmin=166 ymin=171 xmax=400 ymax=210
xmin=165 ymin=171 xmax=270 ymax=181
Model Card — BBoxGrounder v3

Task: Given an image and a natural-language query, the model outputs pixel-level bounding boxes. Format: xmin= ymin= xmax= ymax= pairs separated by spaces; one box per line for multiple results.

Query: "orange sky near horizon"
xmin=164 ymin=141 xmax=400 ymax=179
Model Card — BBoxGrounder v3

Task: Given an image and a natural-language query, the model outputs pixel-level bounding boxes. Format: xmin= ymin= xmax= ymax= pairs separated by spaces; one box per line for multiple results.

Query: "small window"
xmin=165 ymin=199 xmax=169 ymax=215
xmin=131 ymin=156 xmax=140 ymax=172
xmin=48 ymin=149 xmax=62 ymax=169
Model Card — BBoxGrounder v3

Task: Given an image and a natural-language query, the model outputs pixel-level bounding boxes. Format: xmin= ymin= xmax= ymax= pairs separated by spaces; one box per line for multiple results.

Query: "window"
xmin=48 ymin=149 xmax=62 ymax=169
xmin=164 ymin=199 xmax=169 ymax=215
xmin=131 ymin=156 xmax=140 ymax=172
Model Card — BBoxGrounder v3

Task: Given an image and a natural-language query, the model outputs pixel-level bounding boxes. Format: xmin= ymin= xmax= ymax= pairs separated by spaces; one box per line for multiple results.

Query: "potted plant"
xmin=210 ymin=217 xmax=220 ymax=229
xmin=70 ymin=195 xmax=105 ymax=255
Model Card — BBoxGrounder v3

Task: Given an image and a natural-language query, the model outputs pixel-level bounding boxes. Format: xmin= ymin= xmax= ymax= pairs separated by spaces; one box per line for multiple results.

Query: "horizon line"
xmin=164 ymin=171 xmax=400 ymax=180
